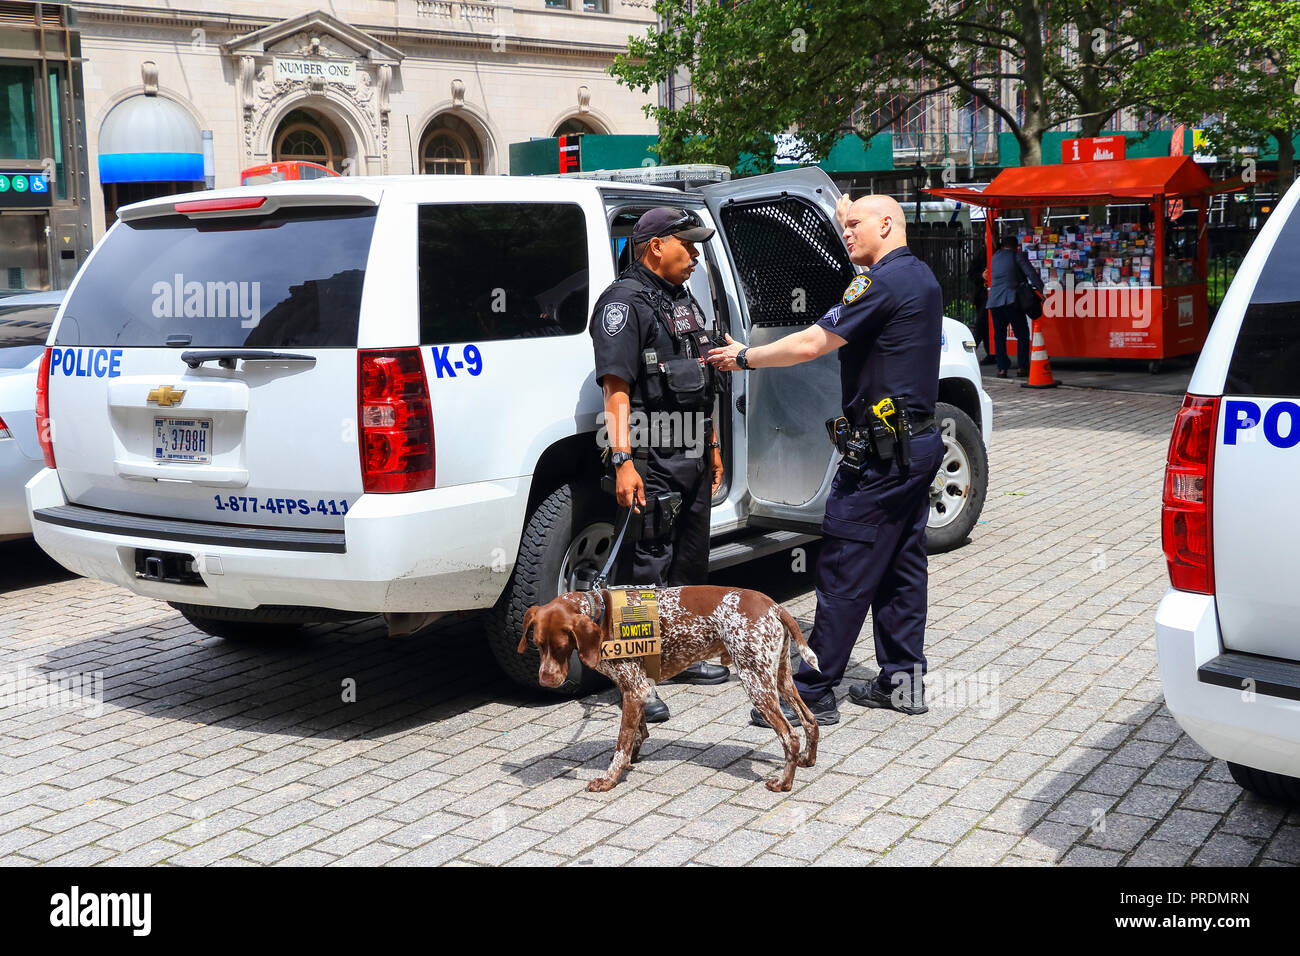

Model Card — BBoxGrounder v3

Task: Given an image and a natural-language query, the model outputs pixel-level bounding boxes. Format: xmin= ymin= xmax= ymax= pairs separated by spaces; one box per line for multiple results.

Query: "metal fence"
xmin=912 ymin=225 xmax=1262 ymax=331
xmin=912 ymin=231 xmax=981 ymax=326
xmin=1205 ymin=226 xmax=1256 ymax=319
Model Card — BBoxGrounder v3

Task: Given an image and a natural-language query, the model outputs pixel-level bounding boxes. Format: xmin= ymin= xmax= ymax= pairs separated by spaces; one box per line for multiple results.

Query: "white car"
xmin=1156 ymin=177 xmax=1300 ymax=801
xmin=28 ymin=168 xmax=991 ymax=692
xmin=1 ymin=291 xmax=61 ymax=541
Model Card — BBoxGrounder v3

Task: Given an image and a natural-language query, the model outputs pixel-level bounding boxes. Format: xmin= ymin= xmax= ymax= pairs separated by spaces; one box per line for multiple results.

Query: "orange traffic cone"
xmin=1020 ymin=319 xmax=1059 ymax=389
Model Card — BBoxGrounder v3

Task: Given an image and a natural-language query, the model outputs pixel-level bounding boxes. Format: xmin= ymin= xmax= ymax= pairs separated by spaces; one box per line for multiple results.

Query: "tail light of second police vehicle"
xmin=358 ymin=348 xmax=435 ymax=494
xmin=1162 ymin=394 xmax=1219 ymax=595
xmin=35 ymin=346 xmax=55 ymax=469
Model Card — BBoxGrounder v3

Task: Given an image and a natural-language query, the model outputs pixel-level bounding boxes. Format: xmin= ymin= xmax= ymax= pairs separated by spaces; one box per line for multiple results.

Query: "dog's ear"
xmin=518 ymin=606 xmax=538 ymax=655
xmin=572 ymin=611 xmax=602 ymax=670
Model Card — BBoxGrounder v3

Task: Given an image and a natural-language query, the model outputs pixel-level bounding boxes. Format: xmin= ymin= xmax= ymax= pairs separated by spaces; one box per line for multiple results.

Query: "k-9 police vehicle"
xmin=27 ymin=167 xmax=991 ymax=693
xmin=1157 ymin=176 xmax=1300 ymax=801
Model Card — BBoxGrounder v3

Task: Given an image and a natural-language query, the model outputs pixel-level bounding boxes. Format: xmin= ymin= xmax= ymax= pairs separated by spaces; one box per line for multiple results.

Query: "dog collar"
xmin=583 ymin=589 xmax=605 ymax=627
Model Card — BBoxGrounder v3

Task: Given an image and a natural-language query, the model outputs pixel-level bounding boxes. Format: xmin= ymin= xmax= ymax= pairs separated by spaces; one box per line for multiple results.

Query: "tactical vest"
xmin=617 ymin=272 xmax=720 ymax=413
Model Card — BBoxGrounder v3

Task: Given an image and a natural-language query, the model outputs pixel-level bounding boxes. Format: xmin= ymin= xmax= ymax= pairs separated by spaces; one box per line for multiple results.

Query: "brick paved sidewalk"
xmin=1 ymin=381 xmax=1297 ymax=866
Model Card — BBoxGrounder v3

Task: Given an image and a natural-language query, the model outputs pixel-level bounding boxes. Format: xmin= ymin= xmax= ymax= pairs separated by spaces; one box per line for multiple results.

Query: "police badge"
xmin=842 ymin=275 xmax=871 ymax=304
xmin=603 ymin=302 xmax=629 ymax=336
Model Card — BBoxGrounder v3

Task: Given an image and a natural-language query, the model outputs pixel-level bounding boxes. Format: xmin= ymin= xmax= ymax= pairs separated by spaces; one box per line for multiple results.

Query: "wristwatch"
xmin=736 ymin=347 xmax=751 ymax=370
xmin=611 ymin=451 xmax=633 ymax=467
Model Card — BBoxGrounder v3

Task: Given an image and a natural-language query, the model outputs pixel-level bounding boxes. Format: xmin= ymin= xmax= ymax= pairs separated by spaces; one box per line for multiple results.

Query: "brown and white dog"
xmin=519 ymin=585 xmax=820 ymax=793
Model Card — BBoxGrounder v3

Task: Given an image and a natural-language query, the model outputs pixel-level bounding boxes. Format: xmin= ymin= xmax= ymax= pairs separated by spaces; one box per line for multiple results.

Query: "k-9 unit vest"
xmin=617 ymin=273 xmax=720 ymax=413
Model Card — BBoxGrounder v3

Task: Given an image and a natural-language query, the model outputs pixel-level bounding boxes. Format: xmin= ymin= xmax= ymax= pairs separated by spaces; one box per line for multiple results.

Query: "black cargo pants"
xmin=614 ymin=445 xmax=711 ymax=588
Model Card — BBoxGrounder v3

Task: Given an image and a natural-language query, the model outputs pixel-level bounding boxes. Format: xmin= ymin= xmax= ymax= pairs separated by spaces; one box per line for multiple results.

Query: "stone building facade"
xmin=74 ymin=1 xmax=659 ymax=240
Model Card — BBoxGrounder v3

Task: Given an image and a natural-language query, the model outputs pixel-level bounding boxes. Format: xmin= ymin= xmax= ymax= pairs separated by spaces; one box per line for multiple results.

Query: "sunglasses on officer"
xmin=632 ymin=207 xmax=717 ymax=245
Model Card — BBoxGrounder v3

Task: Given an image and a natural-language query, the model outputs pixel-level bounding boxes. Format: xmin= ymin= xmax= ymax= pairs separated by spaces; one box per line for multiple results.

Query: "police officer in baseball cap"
xmin=589 ymin=207 xmax=728 ymax=722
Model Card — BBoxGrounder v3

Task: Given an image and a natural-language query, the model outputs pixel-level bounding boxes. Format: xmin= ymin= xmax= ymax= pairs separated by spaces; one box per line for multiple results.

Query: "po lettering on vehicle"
xmin=49 ymin=347 xmax=123 ymax=378
xmin=1223 ymin=399 xmax=1300 ymax=449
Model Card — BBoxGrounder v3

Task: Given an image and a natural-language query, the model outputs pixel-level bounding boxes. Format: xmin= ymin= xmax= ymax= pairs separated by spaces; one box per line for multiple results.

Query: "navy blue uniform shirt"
xmin=815 ymin=246 xmax=942 ymax=423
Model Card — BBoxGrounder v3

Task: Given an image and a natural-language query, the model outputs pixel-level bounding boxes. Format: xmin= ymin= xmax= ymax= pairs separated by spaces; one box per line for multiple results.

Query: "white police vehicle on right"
xmin=1157 ymin=178 xmax=1300 ymax=802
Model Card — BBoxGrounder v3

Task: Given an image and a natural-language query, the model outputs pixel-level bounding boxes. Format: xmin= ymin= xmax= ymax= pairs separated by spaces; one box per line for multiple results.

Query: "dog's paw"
xmin=765 ymin=776 xmax=794 ymax=792
xmin=797 ymin=754 xmax=816 ymax=768
xmin=587 ymin=776 xmax=618 ymax=793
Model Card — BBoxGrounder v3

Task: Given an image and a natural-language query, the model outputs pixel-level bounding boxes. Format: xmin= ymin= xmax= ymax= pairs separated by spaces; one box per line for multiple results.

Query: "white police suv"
xmin=1156 ymin=178 xmax=1300 ymax=801
xmin=28 ymin=167 xmax=991 ymax=692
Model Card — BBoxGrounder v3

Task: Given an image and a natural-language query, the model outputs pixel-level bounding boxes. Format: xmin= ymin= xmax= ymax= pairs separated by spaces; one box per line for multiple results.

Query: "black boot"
xmin=668 ymin=661 xmax=730 ymax=685
xmin=847 ymin=679 xmax=928 ymax=715
xmin=750 ymin=693 xmax=839 ymax=727
xmin=644 ymin=689 xmax=669 ymax=723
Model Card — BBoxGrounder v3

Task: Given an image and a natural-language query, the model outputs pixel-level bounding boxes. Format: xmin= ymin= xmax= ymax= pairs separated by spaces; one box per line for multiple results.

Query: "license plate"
xmin=154 ymin=417 xmax=212 ymax=464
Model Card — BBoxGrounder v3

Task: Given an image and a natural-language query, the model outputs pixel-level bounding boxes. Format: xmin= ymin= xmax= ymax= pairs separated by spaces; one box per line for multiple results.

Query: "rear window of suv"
xmin=418 ymin=202 xmax=588 ymax=343
xmin=55 ymin=207 xmax=376 ymax=348
xmin=1226 ymin=207 xmax=1300 ymax=397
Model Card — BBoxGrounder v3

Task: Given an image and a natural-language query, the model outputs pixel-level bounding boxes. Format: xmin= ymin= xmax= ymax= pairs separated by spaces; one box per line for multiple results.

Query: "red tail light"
xmin=175 ymin=196 xmax=267 ymax=215
xmin=358 ymin=348 xmax=435 ymax=493
xmin=1162 ymin=394 xmax=1218 ymax=593
xmin=34 ymin=346 xmax=55 ymax=468
xmin=0 ymin=414 xmax=10 ymax=439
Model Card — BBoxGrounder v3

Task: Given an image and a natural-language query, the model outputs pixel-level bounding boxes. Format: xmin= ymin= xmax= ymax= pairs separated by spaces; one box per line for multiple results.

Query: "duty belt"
xmin=834 ymin=415 xmax=936 ymax=444
xmin=824 ymin=410 xmax=936 ymax=475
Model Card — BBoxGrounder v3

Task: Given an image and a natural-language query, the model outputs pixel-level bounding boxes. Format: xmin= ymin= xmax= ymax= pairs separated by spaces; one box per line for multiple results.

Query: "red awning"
xmin=926 ymin=155 xmax=1215 ymax=209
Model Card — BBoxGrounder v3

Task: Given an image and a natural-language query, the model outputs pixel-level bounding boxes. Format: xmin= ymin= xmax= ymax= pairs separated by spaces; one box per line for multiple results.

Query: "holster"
xmin=601 ymin=453 xmax=682 ymax=541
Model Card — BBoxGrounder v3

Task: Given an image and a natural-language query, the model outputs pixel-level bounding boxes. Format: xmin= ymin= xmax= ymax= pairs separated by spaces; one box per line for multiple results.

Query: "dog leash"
xmin=593 ymin=505 xmax=636 ymax=591
xmin=581 ymin=504 xmax=638 ymax=627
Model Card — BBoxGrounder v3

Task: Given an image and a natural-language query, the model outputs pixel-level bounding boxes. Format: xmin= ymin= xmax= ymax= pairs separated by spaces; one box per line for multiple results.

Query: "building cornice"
xmin=71 ymin=4 xmax=636 ymax=62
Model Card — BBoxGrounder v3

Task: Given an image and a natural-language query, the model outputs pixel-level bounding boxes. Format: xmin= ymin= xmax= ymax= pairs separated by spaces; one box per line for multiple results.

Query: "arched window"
xmin=554 ymin=117 xmax=599 ymax=137
xmin=420 ymin=115 xmax=483 ymax=175
xmin=277 ymin=125 xmax=330 ymax=165
xmin=272 ymin=109 xmax=344 ymax=172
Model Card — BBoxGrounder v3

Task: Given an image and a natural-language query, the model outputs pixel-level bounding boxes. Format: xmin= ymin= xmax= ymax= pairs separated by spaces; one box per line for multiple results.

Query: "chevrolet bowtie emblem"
xmin=147 ymin=386 xmax=186 ymax=407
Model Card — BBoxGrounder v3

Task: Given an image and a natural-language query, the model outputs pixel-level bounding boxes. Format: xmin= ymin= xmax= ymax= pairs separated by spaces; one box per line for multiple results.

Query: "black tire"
xmin=486 ymin=482 xmax=611 ymax=696
xmin=925 ymin=401 xmax=988 ymax=554
xmin=1228 ymin=761 xmax=1300 ymax=803
xmin=168 ymin=602 xmax=366 ymax=642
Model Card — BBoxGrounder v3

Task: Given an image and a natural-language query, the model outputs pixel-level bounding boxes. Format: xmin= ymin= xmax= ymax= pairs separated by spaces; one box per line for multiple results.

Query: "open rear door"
xmin=699 ymin=167 xmax=854 ymax=533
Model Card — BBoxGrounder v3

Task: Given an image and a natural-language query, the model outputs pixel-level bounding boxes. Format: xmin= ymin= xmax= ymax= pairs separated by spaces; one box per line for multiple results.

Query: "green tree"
xmin=1132 ymin=0 xmax=1300 ymax=191
xmin=612 ymin=0 xmax=1183 ymax=169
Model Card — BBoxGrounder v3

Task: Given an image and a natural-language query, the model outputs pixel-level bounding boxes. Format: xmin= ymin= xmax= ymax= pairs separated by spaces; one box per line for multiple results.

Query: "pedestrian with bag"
xmin=987 ymin=234 xmax=1044 ymax=378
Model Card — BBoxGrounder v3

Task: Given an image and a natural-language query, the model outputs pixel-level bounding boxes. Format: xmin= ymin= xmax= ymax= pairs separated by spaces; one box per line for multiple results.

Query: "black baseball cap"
xmin=632 ymin=207 xmax=716 ymax=245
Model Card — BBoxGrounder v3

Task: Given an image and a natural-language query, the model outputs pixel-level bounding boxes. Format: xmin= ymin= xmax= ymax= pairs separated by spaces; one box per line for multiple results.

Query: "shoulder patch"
xmin=842 ymin=275 xmax=871 ymax=304
xmin=602 ymin=301 xmax=630 ymax=336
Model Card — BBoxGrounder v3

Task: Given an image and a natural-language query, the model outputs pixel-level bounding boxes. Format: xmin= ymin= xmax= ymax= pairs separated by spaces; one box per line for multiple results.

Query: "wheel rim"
xmin=928 ymin=430 xmax=971 ymax=530
xmin=557 ymin=519 xmax=616 ymax=595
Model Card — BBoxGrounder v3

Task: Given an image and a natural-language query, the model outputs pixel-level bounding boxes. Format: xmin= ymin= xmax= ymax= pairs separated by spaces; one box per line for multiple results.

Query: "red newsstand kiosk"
xmin=928 ymin=156 xmax=1216 ymax=362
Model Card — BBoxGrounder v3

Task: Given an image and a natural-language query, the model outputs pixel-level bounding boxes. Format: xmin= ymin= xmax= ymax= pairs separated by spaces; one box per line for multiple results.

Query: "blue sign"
xmin=27 ymin=174 xmax=48 ymax=193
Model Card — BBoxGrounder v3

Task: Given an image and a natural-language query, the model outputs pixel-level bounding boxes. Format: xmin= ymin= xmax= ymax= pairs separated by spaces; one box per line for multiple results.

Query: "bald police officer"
xmin=590 ymin=207 xmax=730 ymax=722
xmin=709 ymin=194 xmax=945 ymax=723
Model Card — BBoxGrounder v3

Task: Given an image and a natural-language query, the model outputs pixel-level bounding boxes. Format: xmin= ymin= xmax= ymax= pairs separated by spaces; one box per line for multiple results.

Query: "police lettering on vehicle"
xmin=1223 ymin=399 xmax=1300 ymax=448
xmin=49 ymin=348 xmax=123 ymax=378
